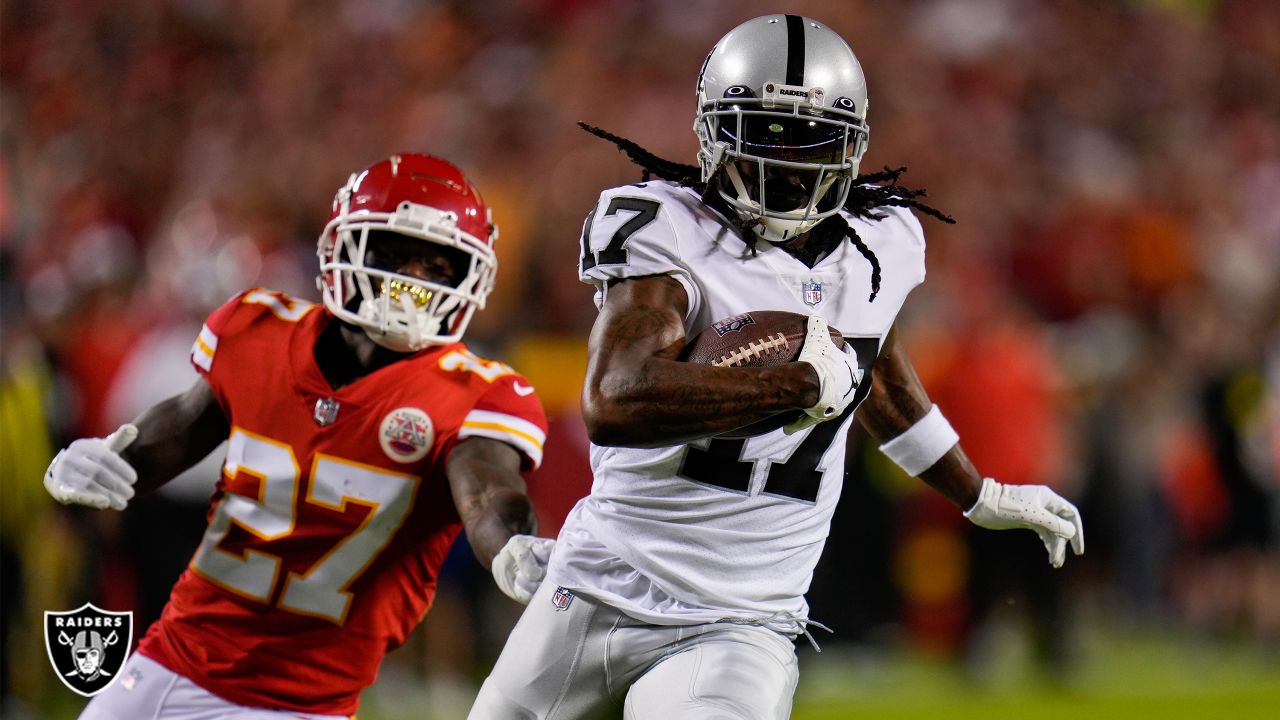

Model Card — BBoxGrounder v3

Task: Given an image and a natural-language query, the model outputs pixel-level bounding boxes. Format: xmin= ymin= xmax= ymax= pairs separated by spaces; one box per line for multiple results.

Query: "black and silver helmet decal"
xmin=785 ymin=14 xmax=805 ymax=86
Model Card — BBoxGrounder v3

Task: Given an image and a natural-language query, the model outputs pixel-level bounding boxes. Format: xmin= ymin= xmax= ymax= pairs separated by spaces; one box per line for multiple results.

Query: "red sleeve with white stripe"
xmin=457 ymin=375 xmax=549 ymax=471
xmin=188 ymin=290 xmax=255 ymax=377
xmin=188 ymin=290 xmax=258 ymax=418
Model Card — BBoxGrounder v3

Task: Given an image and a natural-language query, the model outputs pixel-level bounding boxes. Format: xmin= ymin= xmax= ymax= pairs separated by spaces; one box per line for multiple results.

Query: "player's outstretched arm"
xmin=446 ymin=437 xmax=549 ymax=603
xmin=118 ymin=378 xmax=229 ymax=495
xmin=582 ymin=275 xmax=824 ymax=447
xmin=856 ymin=328 xmax=1083 ymax=567
xmin=855 ymin=329 xmax=981 ymax=508
xmin=44 ymin=378 xmax=229 ymax=510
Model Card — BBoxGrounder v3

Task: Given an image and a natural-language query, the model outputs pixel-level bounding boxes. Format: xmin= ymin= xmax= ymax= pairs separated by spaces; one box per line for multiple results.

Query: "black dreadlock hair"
xmin=579 ymin=122 xmax=955 ymax=302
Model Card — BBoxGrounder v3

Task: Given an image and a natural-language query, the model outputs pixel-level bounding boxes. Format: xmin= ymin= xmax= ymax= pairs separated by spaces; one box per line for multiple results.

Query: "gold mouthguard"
xmin=381 ymin=279 xmax=433 ymax=308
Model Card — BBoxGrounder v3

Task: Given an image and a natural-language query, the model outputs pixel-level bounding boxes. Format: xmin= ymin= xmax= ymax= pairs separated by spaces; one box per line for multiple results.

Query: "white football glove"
xmin=964 ymin=477 xmax=1085 ymax=568
xmin=491 ymin=534 xmax=555 ymax=605
xmin=785 ymin=315 xmax=862 ymax=434
xmin=44 ymin=424 xmax=139 ymax=511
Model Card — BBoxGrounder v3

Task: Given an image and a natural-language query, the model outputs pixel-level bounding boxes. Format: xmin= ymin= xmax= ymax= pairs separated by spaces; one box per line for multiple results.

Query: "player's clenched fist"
xmin=787 ymin=315 xmax=862 ymax=434
xmin=44 ymin=424 xmax=139 ymax=511
xmin=491 ymin=534 xmax=555 ymax=604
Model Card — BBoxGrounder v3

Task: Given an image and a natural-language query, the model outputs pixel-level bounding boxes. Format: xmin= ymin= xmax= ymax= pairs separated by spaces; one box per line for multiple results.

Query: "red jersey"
xmin=137 ymin=289 xmax=547 ymax=715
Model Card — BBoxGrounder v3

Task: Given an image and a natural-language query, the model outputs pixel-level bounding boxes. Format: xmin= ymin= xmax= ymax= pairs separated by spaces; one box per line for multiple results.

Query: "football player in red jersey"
xmin=44 ymin=154 xmax=553 ymax=719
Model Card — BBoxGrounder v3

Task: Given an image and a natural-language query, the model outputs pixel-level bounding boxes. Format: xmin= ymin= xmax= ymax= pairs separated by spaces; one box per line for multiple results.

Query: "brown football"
xmin=680 ymin=310 xmax=845 ymax=438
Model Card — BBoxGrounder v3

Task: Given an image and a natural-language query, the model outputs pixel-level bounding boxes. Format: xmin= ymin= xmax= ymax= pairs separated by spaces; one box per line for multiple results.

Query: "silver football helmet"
xmin=695 ymin=15 xmax=870 ymax=242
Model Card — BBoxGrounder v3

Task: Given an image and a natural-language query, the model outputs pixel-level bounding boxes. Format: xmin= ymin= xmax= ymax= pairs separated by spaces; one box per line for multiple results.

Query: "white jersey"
xmin=549 ymin=180 xmax=926 ymax=632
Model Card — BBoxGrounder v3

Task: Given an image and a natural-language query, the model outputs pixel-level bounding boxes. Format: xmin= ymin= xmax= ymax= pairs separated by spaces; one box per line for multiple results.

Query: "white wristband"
xmin=878 ymin=404 xmax=959 ymax=476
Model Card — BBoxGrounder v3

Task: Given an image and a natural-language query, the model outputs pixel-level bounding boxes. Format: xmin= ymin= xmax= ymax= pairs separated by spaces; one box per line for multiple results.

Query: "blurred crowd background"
xmin=2 ymin=0 xmax=1278 ymax=717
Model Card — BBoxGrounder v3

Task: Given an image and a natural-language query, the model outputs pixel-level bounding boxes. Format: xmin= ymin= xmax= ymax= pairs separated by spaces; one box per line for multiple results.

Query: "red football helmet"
xmin=317 ymin=154 xmax=498 ymax=351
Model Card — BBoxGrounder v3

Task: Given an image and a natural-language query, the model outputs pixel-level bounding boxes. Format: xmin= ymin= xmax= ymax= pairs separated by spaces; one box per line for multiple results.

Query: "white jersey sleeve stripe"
xmin=464 ymin=410 xmax=546 ymax=445
xmin=460 ymin=410 xmax=546 ymax=469
xmin=191 ymin=324 xmax=218 ymax=372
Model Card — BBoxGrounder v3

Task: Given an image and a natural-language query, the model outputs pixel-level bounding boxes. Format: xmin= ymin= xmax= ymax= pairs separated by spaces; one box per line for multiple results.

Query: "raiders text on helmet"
xmin=695 ymin=15 xmax=870 ymax=242
xmin=317 ymin=154 xmax=498 ymax=351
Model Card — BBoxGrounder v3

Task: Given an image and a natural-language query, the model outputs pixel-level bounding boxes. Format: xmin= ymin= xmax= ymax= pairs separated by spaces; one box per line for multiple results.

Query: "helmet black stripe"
xmin=785 ymin=15 xmax=805 ymax=86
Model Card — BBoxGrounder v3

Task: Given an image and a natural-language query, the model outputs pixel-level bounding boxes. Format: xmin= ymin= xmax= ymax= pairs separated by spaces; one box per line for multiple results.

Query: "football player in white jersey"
xmin=469 ymin=14 xmax=1084 ymax=720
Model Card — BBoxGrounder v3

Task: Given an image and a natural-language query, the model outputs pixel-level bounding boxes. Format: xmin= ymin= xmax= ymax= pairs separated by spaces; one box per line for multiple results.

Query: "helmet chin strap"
xmin=754 ymin=216 xmax=810 ymax=243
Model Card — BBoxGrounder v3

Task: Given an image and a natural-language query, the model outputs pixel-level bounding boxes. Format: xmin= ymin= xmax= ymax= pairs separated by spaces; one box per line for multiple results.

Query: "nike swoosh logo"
xmin=513 ymin=382 xmax=535 ymax=397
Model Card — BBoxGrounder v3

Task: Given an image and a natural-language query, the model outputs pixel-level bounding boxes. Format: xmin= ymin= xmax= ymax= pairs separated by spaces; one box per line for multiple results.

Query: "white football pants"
xmin=468 ymin=582 xmax=799 ymax=719
xmin=78 ymin=653 xmax=350 ymax=720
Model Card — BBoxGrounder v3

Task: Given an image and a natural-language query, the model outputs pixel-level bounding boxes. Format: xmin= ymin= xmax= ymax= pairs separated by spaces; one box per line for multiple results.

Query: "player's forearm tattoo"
xmin=587 ymin=277 xmax=817 ymax=445
xmin=855 ymin=332 xmax=930 ymax=441
xmin=857 ymin=370 xmax=928 ymax=440
xmin=601 ymin=305 xmax=679 ymax=354
xmin=593 ymin=360 xmax=809 ymax=445
xmin=664 ymin=375 xmax=794 ymax=417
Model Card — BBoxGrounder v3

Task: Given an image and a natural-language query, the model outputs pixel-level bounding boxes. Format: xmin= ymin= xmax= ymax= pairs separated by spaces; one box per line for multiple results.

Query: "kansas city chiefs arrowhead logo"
xmin=44 ymin=603 xmax=132 ymax=697
xmin=379 ymin=406 xmax=434 ymax=463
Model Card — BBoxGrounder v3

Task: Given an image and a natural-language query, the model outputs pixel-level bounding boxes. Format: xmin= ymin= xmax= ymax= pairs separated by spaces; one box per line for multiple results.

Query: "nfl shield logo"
xmin=802 ymin=280 xmax=823 ymax=307
xmin=44 ymin=603 xmax=132 ymax=697
xmin=314 ymin=397 xmax=340 ymax=426
xmin=313 ymin=394 xmax=340 ymax=422
xmin=551 ymin=586 xmax=575 ymax=611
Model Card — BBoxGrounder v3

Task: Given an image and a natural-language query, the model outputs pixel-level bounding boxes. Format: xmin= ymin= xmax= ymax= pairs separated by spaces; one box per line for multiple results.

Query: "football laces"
xmin=713 ymin=333 xmax=789 ymax=368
